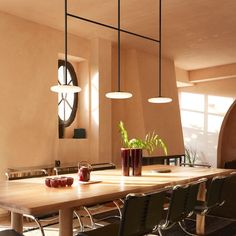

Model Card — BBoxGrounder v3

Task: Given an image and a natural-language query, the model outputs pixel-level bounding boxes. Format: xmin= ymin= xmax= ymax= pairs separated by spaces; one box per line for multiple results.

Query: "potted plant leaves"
xmin=184 ymin=146 xmax=197 ymax=167
xmin=118 ymin=121 xmax=167 ymax=176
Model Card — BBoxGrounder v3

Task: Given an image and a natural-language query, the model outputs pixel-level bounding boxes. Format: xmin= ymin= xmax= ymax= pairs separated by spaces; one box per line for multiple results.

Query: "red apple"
xmin=50 ymin=178 xmax=60 ymax=188
xmin=66 ymin=177 xmax=74 ymax=186
xmin=59 ymin=177 xmax=67 ymax=187
xmin=45 ymin=178 xmax=52 ymax=187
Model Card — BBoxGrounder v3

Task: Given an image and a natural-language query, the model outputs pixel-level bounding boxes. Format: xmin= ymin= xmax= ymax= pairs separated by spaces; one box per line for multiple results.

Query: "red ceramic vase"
xmin=121 ymin=148 xmax=130 ymax=176
xmin=131 ymin=148 xmax=142 ymax=176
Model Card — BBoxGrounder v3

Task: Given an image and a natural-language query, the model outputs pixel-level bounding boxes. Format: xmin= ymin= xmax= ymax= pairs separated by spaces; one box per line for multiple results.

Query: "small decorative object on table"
xmin=78 ymin=161 xmax=92 ymax=182
xmin=118 ymin=121 xmax=167 ymax=176
xmin=121 ymin=148 xmax=130 ymax=176
xmin=45 ymin=176 xmax=74 ymax=188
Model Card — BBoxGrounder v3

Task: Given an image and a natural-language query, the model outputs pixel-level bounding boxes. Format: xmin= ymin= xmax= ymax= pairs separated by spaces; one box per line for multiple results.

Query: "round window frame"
xmin=58 ymin=59 xmax=78 ymax=127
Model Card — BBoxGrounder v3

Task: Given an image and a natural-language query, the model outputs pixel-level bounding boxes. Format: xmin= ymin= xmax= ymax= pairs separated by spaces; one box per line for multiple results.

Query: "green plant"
xmin=185 ymin=146 xmax=197 ymax=165
xmin=118 ymin=121 xmax=167 ymax=155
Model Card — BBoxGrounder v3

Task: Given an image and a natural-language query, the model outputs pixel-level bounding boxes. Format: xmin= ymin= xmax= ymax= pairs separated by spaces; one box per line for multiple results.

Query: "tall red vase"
xmin=121 ymin=148 xmax=130 ymax=176
xmin=131 ymin=148 xmax=143 ymax=176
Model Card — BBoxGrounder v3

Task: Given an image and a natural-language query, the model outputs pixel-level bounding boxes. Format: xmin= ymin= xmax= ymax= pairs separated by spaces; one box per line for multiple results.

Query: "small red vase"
xmin=131 ymin=148 xmax=142 ymax=176
xmin=121 ymin=148 xmax=130 ymax=176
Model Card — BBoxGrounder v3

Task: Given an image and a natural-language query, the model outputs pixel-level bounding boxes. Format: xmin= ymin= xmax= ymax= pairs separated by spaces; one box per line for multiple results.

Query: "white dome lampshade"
xmin=148 ymin=0 xmax=172 ymax=104
xmin=105 ymin=0 xmax=132 ymax=100
xmin=50 ymin=0 xmax=81 ymax=95
xmin=50 ymin=85 xmax=81 ymax=93
xmin=105 ymin=91 xmax=132 ymax=99
xmin=148 ymin=96 xmax=172 ymax=104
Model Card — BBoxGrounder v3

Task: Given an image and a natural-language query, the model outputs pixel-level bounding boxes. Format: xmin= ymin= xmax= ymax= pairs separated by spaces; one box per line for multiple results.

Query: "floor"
xmin=0 ymin=214 xmax=235 ymax=236
xmin=0 ymin=209 xmax=114 ymax=236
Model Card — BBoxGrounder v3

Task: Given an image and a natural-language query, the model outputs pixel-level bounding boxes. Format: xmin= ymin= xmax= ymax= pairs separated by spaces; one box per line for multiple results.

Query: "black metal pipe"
xmin=65 ymin=0 xmax=68 ymax=85
xmin=159 ymin=0 xmax=162 ymax=97
xmin=64 ymin=0 xmax=67 ymax=121
xmin=118 ymin=0 xmax=120 ymax=91
xmin=67 ymin=13 xmax=160 ymax=43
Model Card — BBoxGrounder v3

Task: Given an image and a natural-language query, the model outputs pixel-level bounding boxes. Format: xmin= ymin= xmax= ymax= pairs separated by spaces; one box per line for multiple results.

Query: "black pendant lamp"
xmin=51 ymin=0 xmax=81 ymax=94
xmin=148 ymin=0 xmax=172 ymax=103
xmin=105 ymin=0 xmax=132 ymax=99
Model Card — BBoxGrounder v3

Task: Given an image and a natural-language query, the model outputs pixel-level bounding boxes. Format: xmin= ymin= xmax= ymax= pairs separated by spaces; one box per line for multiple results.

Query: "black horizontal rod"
xmin=67 ymin=13 xmax=160 ymax=43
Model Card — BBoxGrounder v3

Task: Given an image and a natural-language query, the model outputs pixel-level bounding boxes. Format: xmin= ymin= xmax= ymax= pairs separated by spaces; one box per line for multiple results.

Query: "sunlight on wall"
xmin=84 ymin=83 xmax=89 ymax=113
xmin=91 ymin=72 xmax=99 ymax=125
xmin=179 ymin=92 xmax=234 ymax=166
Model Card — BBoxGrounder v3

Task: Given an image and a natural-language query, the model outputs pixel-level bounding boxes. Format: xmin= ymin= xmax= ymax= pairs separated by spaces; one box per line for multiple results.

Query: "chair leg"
xmin=112 ymin=200 xmax=122 ymax=219
xmin=73 ymin=210 xmax=85 ymax=232
xmin=152 ymin=225 xmax=163 ymax=236
xmin=83 ymin=206 xmax=97 ymax=229
xmin=178 ymin=221 xmax=198 ymax=236
xmin=24 ymin=214 xmax=45 ymax=236
xmin=157 ymin=227 xmax=163 ymax=236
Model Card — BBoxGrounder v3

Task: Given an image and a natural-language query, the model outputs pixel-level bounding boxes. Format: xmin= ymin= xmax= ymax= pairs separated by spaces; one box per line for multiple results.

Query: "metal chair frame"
xmin=5 ymin=169 xmax=56 ymax=236
xmin=76 ymin=188 xmax=168 ymax=236
xmin=156 ymin=178 xmax=207 ymax=236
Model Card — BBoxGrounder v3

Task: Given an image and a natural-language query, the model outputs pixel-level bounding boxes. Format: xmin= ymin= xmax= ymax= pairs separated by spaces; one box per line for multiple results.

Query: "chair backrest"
xmin=206 ymin=175 xmax=227 ymax=209
xmin=184 ymin=178 xmax=207 ymax=217
xmin=219 ymin=172 xmax=236 ymax=204
xmin=164 ymin=178 xmax=207 ymax=225
xmin=119 ymin=189 xmax=166 ymax=236
xmin=165 ymin=184 xmax=189 ymax=223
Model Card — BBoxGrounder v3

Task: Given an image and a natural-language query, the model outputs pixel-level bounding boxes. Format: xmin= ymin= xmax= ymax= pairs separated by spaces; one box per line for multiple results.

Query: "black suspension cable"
xmin=67 ymin=13 xmax=160 ymax=43
xmin=65 ymin=0 xmax=68 ymax=85
xmin=118 ymin=0 xmax=121 ymax=91
xmin=159 ymin=0 xmax=162 ymax=97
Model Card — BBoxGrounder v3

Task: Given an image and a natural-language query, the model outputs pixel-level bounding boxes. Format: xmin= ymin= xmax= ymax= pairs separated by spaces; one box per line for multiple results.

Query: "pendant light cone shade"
xmin=51 ymin=0 xmax=81 ymax=94
xmin=148 ymin=0 xmax=172 ymax=104
xmin=105 ymin=0 xmax=132 ymax=99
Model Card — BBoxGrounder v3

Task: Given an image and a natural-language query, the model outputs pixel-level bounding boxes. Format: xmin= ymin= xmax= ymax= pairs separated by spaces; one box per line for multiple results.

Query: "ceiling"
xmin=0 ymin=0 xmax=236 ymax=70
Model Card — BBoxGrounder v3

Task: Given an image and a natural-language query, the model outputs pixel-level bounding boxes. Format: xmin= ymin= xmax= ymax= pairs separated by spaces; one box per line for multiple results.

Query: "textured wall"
xmin=112 ymin=49 xmax=184 ymax=166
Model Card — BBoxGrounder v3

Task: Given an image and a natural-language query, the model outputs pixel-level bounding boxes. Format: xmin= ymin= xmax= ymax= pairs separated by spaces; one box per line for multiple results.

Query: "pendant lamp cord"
xmin=64 ymin=0 xmax=68 ymax=86
xmin=64 ymin=0 xmax=68 ymax=123
xmin=118 ymin=0 xmax=121 ymax=92
xmin=159 ymin=0 xmax=162 ymax=97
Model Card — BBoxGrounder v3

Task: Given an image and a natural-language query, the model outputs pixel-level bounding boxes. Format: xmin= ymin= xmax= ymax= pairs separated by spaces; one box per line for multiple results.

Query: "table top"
xmin=0 ymin=165 xmax=233 ymax=215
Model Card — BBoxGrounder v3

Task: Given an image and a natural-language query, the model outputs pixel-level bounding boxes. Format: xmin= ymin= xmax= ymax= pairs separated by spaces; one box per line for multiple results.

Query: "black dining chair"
xmin=76 ymin=188 xmax=167 ymax=236
xmin=209 ymin=171 xmax=236 ymax=219
xmin=194 ymin=175 xmax=227 ymax=216
xmin=156 ymin=178 xmax=206 ymax=236
xmin=176 ymin=176 xmax=228 ymax=236
xmin=0 ymin=229 xmax=23 ymax=236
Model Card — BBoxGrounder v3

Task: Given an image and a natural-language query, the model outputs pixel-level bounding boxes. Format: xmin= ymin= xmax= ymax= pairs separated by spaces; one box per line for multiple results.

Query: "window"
xmin=57 ymin=60 xmax=78 ymax=127
xmin=179 ymin=92 xmax=234 ymax=167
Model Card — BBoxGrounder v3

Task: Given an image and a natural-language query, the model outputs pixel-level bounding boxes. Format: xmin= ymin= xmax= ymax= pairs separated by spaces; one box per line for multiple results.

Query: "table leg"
xmin=59 ymin=208 xmax=73 ymax=236
xmin=11 ymin=212 xmax=23 ymax=233
xmin=196 ymin=181 xmax=206 ymax=235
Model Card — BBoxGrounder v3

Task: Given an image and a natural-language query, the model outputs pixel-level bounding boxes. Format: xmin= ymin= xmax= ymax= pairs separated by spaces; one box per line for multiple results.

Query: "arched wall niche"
xmin=217 ymin=99 xmax=236 ymax=167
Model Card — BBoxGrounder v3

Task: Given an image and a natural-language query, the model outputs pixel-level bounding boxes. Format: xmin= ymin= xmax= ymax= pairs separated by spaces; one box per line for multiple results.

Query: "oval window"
xmin=57 ymin=60 xmax=78 ymax=127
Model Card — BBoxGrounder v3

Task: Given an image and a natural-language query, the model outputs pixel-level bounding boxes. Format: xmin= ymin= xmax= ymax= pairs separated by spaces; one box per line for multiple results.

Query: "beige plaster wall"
xmin=0 ymin=10 xmax=184 ymax=179
xmin=0 ymin=11 xmax=101 ymax=179
xmin=179 ymin=77 xmax=236 ymax=97
xmin=112 ymin=48 xmax=184 ymax=166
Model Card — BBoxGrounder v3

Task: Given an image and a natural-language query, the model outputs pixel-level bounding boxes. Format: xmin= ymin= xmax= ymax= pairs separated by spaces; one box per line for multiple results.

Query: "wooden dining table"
xmin=0 ymin=164 xmax=233 ymax=236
